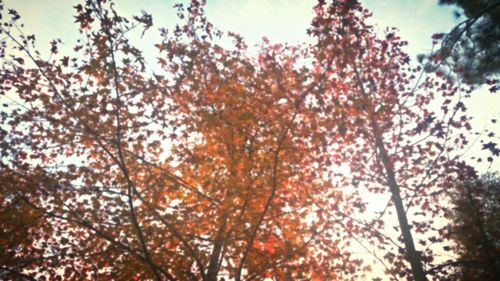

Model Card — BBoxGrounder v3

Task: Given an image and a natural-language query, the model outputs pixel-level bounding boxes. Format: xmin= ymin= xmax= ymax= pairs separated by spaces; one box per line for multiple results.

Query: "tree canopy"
xmin=446 ymin=173 xmax=500 ymax=280
xmin=0 ymin=0 xmax=495 ymax=280
xmin=421 ymin=0 xmax=500 ymax=88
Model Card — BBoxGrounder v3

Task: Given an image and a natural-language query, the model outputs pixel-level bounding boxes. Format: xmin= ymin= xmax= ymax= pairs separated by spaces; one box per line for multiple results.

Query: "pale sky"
xmin=5 ymin=0 xmax=460 ymax=53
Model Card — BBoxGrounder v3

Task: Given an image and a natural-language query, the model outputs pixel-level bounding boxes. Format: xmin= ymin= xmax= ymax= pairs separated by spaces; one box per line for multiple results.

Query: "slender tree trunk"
xmin=352 ymin=62 xmax=427 ymax=281
xmin=371 ymin=118 xmax=427 ymax=281
xmin=206 ymin=214 xmax=228 ymax=281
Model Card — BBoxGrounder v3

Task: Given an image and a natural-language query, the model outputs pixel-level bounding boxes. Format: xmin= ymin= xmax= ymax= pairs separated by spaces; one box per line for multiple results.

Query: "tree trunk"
xmin=371 ymin=118 xmax=427 ymax=281
xmin=353 ymin=62 xmax=427 ymax=281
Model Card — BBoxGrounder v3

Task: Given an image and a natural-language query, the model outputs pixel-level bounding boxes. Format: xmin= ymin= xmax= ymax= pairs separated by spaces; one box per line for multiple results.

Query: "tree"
xmin=420 ymin=0 xmax=500 ymax=88
xmin=0 ymin=0 xmax=477 ymax=280
xmin=421 ymin=0 xmax=500 ymax=167
xmin=309 ymin=1 xmax=472 ymax=280
xmin=0 ymin=0 xmax=358 ymax=280
xmin=0 ymin=167 xmax=57 ymax=281
xmin=445 ymin=173 xmax=500 ymax=280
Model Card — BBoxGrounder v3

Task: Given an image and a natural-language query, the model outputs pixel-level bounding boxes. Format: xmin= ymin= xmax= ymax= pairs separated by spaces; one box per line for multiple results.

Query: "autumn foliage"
xmin=0 ymin=0 xmax=490 ymax=280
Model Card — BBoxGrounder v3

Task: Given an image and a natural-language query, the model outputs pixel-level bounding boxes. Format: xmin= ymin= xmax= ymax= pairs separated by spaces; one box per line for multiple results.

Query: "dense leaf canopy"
xmin=0 ymin=0 xmax=492 ymax=280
